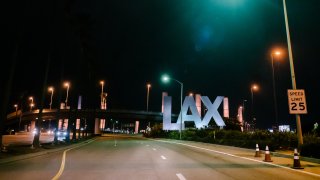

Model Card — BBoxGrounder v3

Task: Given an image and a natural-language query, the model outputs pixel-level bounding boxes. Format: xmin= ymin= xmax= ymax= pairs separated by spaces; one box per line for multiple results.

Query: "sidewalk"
xmin=273 ymin=149 xmax=320 ymax=164
xmin=0 ymin=138 xmax=94 ymax=164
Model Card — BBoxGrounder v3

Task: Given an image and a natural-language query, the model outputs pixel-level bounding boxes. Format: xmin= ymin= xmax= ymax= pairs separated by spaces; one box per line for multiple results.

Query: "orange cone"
xmin=254 ymin=144 xmax=261 ymax=157
xmin=292 ymin=148 xmax=304 ymax=169
xmin=263 ymin=145 xmax=273 ymax=162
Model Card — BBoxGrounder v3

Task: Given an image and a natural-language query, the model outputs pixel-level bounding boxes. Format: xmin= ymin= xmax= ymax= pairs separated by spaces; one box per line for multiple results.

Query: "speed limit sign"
xmin=287 ymin=89 xmax=307 ymax=114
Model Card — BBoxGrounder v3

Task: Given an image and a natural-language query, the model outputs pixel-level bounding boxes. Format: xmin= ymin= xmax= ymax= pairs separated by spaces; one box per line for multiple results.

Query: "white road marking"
xmin=161 ymin=155 xmax=167 ymax=160
xmin=176 ymin=173 xmax=186 ymax=180
xmin=153 ymin=139 xmax=320 ymax=178
xmin=152 ymin=148 xmax=157 ymax=151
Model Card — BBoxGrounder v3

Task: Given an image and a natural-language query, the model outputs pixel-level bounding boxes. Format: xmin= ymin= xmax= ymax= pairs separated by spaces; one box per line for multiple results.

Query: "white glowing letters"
xmin=163 ymin=96 xmax=225 ymax=130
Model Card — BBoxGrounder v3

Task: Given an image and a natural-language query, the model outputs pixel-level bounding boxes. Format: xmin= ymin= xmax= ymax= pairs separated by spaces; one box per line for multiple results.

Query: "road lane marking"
xmin=52 ymin=148 xmax=70 ymax=180
xmin=161 ymin=155 xmax=167 ymax=160
xmin=176 ymin=173 xmax=186 ymax=180
xmin=153 ymin=139 xmax=320 ymax=178
xmin=152 ymin=148 xmax=157 ymax=151
xmin=52 ymin=139 xmax=95 ymax=180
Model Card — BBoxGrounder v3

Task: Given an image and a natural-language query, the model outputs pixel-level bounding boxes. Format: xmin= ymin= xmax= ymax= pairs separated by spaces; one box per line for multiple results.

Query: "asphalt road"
xmin=0 ymin=135 xmax=320 ymax=180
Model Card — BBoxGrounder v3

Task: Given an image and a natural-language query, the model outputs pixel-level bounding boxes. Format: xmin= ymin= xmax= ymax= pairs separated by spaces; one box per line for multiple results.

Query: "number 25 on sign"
xmin=287 ymin=89 xmax=307 ymax=114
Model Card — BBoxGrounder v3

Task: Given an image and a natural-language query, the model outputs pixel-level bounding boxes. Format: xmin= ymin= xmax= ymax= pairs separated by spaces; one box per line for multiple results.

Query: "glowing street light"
xmin=29 ymin=97 xmax=34 ymax=111
xmin=162 ymin=74 xmax=183 ymax=140
xmin=30 ymin=103 xmax=35 ymax=111
xmin=146 ymin=83 xmax=151 ymax=112
xmin=14 ymin=104 xmax=19 ymax=130
xmin=250 ymin=84 xmax=259 ymax=130
xmin=100 ymin=81 xmax=104 ymax=108
xmin=271 ymin=50 xmax=282 ymax=129
xmin=64 ymin=82 xmax=70 ymax=108
xmin=14 ymin=104 xmax=18 ymax=113
xmin=48 ymin=87 xmax=54 ymax=110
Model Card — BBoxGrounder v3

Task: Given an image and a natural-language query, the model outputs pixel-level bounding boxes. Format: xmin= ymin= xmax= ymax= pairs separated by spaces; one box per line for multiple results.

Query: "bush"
xmin=301 ymin=143 xmax=320 ymax=158
xmin=146 ymin=126 xmax=319 ymax=158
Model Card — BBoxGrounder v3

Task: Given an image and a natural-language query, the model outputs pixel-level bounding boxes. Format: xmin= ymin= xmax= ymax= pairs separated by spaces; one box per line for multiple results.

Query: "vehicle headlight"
xmin=32 ymin=129 xmax=37 ymax=135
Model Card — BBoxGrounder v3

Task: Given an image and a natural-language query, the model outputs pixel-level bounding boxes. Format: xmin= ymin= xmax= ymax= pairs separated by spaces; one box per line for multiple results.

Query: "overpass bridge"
xmin=5 ymin=109 xmax=177 ymax=134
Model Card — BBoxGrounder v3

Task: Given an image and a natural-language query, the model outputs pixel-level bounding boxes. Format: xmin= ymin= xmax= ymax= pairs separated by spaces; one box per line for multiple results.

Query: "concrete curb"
xmin=0 ymin=138 xmax=95 ymax=164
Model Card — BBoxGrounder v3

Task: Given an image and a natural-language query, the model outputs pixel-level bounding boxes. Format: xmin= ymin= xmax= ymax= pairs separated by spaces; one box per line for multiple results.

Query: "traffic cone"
xmin=292 ymin=148 xmax=304 ymax=169
xmin=263 ymin=145 xmax=273 ymax=162
xmin=254 ymin=144 xmax=261 ymax=157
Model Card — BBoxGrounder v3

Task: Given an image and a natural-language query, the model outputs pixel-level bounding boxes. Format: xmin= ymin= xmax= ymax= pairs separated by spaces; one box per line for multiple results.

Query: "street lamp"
xmin=146 ymin=83 xmax=151 ymax=112
xmin=30 ymin=103 xmax=34 ymax=111
xmin=64 ymin=82 xmax=70 ymax=108
xmin=48 ymin=87 xmax=54 ymax=110
xmin=111 ymin=119 xmax=118 ymax=146
xmin=282 ymin=0 xmax=303 ymax=146
xmin=250 ymin=84 xmax=259 ymax=130
xmin=29 ymin=97 xmax=34 ymax=111
xmin=100 ymin=81 xmax=104 ymax=109
xmin=162 ymin=74 xmax=183 ymax=140
xmin=48 ymin=86 xmax=54 ymax=131
xmin=14 ymin=104 xmax=19 ymax=130
xmin=271 ymin=51 xmax=281 ymax=130
xmin=14 ymin=104 xmax=18 ymax=114
xmin=242 ymin=99 xmax=247 ymax=131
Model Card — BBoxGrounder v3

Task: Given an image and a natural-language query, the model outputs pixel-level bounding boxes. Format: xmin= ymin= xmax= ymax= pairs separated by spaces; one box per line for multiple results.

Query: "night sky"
xmin=3 ymin=0 xmax=320 ymax=131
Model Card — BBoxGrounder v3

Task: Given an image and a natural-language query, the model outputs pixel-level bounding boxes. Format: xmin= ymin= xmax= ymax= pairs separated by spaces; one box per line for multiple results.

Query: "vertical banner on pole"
xmin=135 ymin=121 xmax=139 ymax=134
xmin=223 ymin=97 xmax=229 ymax=118
xmin=162 ymin=92 xmax=168 ymax=113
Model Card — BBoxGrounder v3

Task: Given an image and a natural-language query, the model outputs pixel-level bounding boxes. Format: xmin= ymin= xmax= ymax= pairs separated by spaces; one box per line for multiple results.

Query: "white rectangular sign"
xmin=287 ymin=89 xmax=307 ymax=114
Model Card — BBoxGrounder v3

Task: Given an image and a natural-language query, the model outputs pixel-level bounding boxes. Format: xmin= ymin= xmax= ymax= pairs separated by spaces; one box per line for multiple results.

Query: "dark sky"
xmin=3 ymin=0 xmax=320 ymax=131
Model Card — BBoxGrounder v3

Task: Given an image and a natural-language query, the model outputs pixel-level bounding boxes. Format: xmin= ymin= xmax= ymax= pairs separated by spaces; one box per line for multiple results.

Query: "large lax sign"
xmin=163 ymin=96 xmax=225 ymax=130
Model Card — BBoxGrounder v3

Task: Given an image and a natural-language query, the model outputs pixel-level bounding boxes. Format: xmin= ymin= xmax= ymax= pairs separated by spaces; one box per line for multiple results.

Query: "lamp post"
xmin=282 ymin=0 xmax=303 ymax=146
xmin=29 ymin=97 xmax=34 ymax=111
xmin=162 ymin=74 xmax=183 ymax=140
xmin=146 ymin=83 xmax=151 ymax=112
xmin=14 ymin=104 xmax=18 ymax=115
xmin=14 ymin=104 xmax=19 ymax=130
xmin=30 ymin=103 xmax=34 ymax=111
xmin=242 ymin=99 xmax=247 ymax=131
xmin=48 ymin=87 xmax=54 ymax=110
xmin=100 ymin=81 xmax=104 ymax=109
xmin=112 ymin=119 xmax=118 ymax=146
xmin=250 ymin=84 xmax=258 ymax=130
xmin=64 ymin=82 xmax=70 ymax=108
xmin=271 ymin=51 xmax=281 ymax=130
xmin=48 ymin=87 xmax=54 ymax=131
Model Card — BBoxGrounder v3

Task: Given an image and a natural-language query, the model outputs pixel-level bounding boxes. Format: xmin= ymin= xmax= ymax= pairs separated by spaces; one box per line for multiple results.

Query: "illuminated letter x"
xmin=199 ymin=96 xmax=225 ymax=128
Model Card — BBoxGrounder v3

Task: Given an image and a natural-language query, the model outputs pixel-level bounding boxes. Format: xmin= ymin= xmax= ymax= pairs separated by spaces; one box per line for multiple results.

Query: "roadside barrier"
xmin=263 ymin=145 xmax=273 ymax=162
